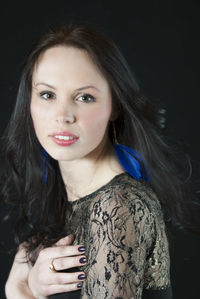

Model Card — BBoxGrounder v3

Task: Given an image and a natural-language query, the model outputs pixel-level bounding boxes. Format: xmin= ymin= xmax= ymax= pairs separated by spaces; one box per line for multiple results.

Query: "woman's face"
xmin=30 ymin=46 xmax=114 ymax=162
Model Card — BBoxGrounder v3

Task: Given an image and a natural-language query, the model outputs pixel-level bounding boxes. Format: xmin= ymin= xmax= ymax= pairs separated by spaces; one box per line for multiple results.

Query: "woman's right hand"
xmin=28 ymin=234 xmax=88 ymax=298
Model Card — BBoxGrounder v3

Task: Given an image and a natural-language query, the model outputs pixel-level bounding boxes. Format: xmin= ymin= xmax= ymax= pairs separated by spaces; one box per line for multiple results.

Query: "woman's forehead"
xmin=34 ymin=46 xmax=99 ymax=75
xmin=32 ymin=46 xmax=109 ymax=91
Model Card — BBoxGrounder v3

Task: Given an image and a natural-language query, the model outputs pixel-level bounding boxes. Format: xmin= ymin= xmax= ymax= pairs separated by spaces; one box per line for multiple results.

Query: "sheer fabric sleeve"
xmin=80 ymin=189 xmax=157 ymax=299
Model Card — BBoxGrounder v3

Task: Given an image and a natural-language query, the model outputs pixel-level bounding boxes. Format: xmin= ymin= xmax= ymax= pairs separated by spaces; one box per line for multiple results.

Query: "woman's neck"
xmin=59 ymin=142 xmax=124 ymax=201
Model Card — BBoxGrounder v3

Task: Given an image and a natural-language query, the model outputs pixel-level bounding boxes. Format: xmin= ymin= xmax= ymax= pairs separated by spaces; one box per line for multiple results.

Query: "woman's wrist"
xmin=5 ymin=279 xmax=35 ymax=299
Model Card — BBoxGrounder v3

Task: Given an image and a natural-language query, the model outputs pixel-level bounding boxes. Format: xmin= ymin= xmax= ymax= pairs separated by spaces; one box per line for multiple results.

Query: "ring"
xmin=49 ymin=259 xmax=57 ymax=273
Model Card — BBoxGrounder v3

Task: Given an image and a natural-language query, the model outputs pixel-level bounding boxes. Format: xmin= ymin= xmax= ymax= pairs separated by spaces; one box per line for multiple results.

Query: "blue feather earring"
xmin=112 ymin=122 xmax=150 ymax=181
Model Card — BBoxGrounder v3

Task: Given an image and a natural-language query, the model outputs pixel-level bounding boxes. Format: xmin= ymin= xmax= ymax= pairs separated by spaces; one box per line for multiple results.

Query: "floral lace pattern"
xmin=50 ymin=172 xmax=171 ymax=299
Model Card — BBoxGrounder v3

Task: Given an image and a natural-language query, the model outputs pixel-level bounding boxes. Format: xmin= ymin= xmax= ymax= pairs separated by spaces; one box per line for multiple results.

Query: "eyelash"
xmin=39 ymin=91 xmax=96 ymax=103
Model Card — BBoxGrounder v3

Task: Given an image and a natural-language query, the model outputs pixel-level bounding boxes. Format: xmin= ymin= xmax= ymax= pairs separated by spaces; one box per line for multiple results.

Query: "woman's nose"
xmin=56 ymin=113 xmax=76 ymax=124
xmin=55 ymin=103 xmax=76 ymax=124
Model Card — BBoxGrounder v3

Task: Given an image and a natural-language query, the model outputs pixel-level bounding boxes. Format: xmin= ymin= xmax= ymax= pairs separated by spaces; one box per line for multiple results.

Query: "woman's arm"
xmin=80 ymin=192 xmax=157 ymax=299
xmin=5 ymin=244 xmax=36 ymax=299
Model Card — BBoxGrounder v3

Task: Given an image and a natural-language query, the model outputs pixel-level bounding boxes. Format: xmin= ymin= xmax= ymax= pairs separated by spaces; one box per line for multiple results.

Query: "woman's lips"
xmin=51 ymin=132 xmax=79 ymax=146
xmin=52 ymin=131 xmax=78 ymax=138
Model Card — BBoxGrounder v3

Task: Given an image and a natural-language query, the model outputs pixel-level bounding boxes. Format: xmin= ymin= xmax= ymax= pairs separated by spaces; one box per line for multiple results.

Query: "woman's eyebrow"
xmin=35 ymin=82 xmax=101 ymax=93
xmin=76 ymin=85 xmax=101 ymax=93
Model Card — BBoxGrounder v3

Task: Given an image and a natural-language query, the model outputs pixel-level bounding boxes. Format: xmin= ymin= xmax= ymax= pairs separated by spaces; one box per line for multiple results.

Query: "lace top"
xmin=50 ymin=172 xmax=172 ymax=299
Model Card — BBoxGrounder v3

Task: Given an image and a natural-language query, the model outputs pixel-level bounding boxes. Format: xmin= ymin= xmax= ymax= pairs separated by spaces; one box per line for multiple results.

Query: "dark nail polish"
xmin=78 ymin=246 xmax=86 ymax=252
xmin=77 ymin=282 xmax=83 ymax=288
xmin=79 ymin=257 xmax=87 ymax=264
xmin=78 ymin=273 xmax=86 ymax=280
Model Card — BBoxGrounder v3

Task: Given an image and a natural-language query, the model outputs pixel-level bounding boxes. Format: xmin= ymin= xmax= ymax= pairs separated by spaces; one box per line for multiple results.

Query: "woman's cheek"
xmin=81 ymin=105 xmax=111 ymax=130
xmin=30 ymin=103 xmax=50 ymax=133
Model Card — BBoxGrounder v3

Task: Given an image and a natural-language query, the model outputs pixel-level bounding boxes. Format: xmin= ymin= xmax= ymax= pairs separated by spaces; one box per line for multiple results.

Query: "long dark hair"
xmin=1 ymin=22 xmax=199 ymax=262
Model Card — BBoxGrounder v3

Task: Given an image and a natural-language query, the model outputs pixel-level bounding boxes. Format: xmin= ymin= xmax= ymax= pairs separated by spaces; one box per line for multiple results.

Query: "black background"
xmin=0 ymin=1 xmax=200 ymax=298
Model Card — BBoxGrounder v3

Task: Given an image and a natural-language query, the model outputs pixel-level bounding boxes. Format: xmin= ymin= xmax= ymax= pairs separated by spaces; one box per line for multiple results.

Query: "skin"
xmin=6 ymin=46 xmax=124 ymax=297
xmin=31 ymin=45 xmax=122 ymax=200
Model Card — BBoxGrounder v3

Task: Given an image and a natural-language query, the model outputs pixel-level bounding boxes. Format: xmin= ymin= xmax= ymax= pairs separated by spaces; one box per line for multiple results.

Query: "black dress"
xmin=49 ymin=172 xmax=172 ymax=299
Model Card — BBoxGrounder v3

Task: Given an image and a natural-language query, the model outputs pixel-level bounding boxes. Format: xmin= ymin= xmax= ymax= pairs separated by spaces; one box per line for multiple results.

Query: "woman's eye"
xmin=40 ymin=91 xmax=55 ymax=100
xmin=77 ymin=93 xmax=95 ymax=103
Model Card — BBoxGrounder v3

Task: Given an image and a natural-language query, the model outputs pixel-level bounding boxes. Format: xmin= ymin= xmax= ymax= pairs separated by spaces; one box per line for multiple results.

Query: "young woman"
xmin=2 ymin=23 xmax=199 ymax=299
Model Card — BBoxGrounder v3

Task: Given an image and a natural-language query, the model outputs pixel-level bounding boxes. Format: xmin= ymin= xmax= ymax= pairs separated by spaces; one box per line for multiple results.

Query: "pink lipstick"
xmin=51 ymin=132 xmax=79 ymax=146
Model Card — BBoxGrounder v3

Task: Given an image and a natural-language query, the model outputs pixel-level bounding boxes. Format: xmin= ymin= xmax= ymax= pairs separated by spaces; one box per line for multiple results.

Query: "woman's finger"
xmin=47 ymin=270 xmax=87 ymax=285
xmin=52 ymin=255 xmax=87 ymax=272
xmin=39 ymin=244 xmax=86 ymax=260
xmin=55 ymin=234 xmax=75 ymax=246
xmin=43 ymin=282 xmax=84 ymax=296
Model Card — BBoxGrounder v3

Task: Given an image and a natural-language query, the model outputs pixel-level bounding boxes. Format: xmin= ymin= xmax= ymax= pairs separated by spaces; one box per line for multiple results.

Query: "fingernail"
xmin=78 ymin=273 xmax=86 ymax=280
xmin=77 ymin=282 xmax=83 ymax=288
xmin=78 ymin=246 xmax=86 ymax=252
xmin=79 ymin=257 xmax=87 ymax=264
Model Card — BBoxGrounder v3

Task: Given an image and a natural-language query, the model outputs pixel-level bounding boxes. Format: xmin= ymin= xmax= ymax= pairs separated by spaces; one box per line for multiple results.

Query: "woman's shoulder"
xmin=90 ymin=172 xmax=163 ymax=223
xmin=73 ymin=171 xmax=164 ymax=226
xmin=97 ymin=172 xmax=161 ymax=208
xmin=87 ymin=173 xmax=165 ymax=250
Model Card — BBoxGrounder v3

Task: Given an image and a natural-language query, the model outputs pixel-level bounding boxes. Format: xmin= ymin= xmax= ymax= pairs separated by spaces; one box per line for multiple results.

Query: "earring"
xmin=112 ymin=121 xmax=150 ymax=181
